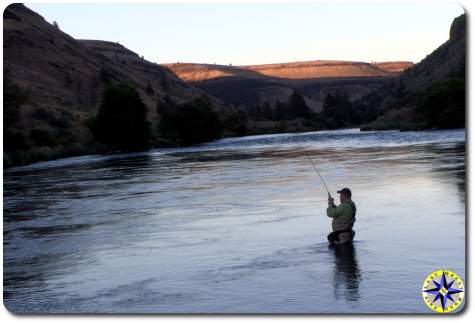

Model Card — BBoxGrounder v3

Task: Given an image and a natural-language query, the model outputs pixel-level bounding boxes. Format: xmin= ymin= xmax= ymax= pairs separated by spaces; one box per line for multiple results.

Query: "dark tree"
xmin=322 ymin=91 xmax=356 ymax=127
xmin=288 ymin=90 xmax=311 ymax=118
xmin=261 ymin=101 xmax=274 ymax=120
xmin=91 ymin=82 xmax=151 ymax=151
xmin=222 ymin=109 xmax=248 ymax=136
xmin=159 ymin=96 xmax=223 ymax=145
xmin=274 ymin=100 xmax=288 ymax=120
xmin=350 ymin=91 xmax=384 ymax=125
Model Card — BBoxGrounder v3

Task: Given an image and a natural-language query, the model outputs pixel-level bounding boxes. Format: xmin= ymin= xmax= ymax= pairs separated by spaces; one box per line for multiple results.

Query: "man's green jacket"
xmin=327 ymin=200 xmax=356 ymax=231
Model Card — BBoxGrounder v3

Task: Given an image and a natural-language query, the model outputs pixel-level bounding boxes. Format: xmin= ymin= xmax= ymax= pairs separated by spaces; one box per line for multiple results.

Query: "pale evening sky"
xmin=25 ymin=2 xmax=464 ymax=66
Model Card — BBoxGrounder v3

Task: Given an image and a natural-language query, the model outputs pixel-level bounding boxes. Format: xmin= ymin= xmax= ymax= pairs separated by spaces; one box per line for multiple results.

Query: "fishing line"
xmin=297 ymin=138 xmax=332 ymax=198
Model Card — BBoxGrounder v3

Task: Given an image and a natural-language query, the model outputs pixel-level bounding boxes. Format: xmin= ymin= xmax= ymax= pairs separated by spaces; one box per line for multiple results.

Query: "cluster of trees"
xmin=157 ymin=95 xmax=224 ymax=145
xmin=90 ymin=82 xmax=151 ymax=151
xmin=248 ymin=91 xmax=311 ymax=121
xmin=6 ymin=75 xmax=465 ymax=165
xmin=3 ymin=75 xmax=230 ymax=166
xmin=319 ymin=91 xmax=365 ymax=129
xmin=247 ymin=90 xmax=364 ymax=130
xmin=90 ymin=82 xmax=227 ymax=150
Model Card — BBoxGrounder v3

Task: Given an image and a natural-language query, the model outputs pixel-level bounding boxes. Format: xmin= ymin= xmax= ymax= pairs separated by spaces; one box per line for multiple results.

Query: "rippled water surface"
xmin=3 ymin=129 xmax=465 ymax=313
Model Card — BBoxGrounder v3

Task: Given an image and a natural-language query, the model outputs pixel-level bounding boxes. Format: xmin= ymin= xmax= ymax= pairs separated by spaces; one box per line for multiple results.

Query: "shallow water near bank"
xmin=3 ymin=129 xmax=465 ymax=313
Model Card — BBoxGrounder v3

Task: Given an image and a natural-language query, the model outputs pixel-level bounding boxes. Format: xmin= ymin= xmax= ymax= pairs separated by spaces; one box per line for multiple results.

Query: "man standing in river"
xmin=327 ymin=188 xmax=356 ymax=245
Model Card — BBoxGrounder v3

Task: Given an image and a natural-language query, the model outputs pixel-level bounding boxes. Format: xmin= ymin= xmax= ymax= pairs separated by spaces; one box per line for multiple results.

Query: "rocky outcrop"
xmin=450 ymin=13 xmax=465 ymax=40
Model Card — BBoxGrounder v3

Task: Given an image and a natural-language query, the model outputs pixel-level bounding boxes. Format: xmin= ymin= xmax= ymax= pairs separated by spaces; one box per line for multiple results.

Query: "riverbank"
xmin=4 ymin=125 xmax=465 ymax=169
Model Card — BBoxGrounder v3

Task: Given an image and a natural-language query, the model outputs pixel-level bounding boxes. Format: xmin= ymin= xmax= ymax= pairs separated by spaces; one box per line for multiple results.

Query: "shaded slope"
xmin=3 ymin=4 xmax=223 ymax=166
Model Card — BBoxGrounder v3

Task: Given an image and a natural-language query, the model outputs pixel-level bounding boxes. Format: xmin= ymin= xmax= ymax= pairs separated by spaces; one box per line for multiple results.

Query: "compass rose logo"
xmin=422 ymin=269 xmax=464 ymax=313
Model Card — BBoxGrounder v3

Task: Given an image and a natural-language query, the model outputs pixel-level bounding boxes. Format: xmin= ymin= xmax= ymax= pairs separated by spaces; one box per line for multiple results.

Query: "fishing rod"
xmin=297 ymin=140 xmax=332 ymax=198
xmin=304 ymin=153 xmax=332 ymax=198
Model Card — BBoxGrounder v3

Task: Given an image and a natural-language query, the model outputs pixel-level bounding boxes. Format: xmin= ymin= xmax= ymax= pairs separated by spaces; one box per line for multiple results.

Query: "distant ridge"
xmin=162 ymin=60 xmax=412 ymax=113
xmin=164 ymin=60 xmax=413 ymax=82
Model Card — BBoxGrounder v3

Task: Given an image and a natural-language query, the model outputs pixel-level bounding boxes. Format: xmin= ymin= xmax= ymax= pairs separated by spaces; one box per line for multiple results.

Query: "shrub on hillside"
xmin=146 ymin=83 xmax=155 ymax=96
xmin=31 ymin=107 xmax=71 ymax=129
xmin=28 ymin=129 xmax=58 ymax=147
xmin=4 ymin=72 xmax=28 ymax=129
xmin=91 ymin=82 xmax=151 ymax=151
xmin=416 ymin=78 xmax=465 ymax=129
xmin=222 ymin=108 xmax=248 ymax=136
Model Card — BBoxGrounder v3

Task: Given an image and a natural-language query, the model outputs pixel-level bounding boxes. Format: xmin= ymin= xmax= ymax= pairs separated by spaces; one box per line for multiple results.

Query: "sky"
xmin=25 ymin=2 xmax=464 ymax=66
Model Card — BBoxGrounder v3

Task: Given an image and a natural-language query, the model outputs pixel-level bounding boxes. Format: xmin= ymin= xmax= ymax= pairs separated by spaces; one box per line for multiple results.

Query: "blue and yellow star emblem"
xmin=422 ymin=270 xmax=464 ymax=313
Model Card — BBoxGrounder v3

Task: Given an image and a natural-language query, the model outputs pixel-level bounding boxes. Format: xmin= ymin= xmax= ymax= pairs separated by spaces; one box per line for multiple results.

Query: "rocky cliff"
xmin=359 ymin=13 xmax=465 ymax=130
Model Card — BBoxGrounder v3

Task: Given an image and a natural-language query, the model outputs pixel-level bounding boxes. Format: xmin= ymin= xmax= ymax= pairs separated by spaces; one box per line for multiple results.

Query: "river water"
xmin=3 ymin=129 xmax=465 ymax=313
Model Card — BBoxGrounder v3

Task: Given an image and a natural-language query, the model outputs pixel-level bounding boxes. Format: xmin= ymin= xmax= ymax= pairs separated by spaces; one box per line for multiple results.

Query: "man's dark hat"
xmin=337 ymin=188 xmax=352 ymax=197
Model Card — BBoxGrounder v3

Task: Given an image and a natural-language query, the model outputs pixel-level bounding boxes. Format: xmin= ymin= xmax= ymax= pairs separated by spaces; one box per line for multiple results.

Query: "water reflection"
xmin=425 ymin=142 xmax=466 ymax=203
xmin=331 ymin=243 xmax=361 ymax=302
